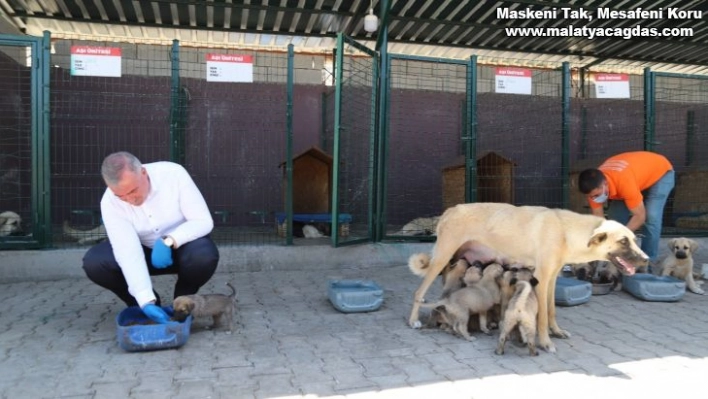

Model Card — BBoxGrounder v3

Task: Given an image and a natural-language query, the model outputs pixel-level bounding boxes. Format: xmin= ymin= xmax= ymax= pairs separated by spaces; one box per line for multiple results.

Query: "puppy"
xmin=62 ymin=221 xmax=107 ymax=244
xmin=394 ymin=216 xmax=440 ymax=236
xmin=570 ymin=262 xmax=595 ymax=282
xmin=592 ymin=260 xmax=621 ymax=290
xmin=657 ymin=238 xmax=704 ymax=295
xmin=0 ymin=211 xmax=21 ymax=236
xmin=172 ymin=282 xmax=237 ymax=332
xmin=499 ymin=265 xmax=535 ymax=317
xmin=421 ymin=263 xmax=504 ymax=340
xmin=496 ymin=276 xmax=540 ymax=357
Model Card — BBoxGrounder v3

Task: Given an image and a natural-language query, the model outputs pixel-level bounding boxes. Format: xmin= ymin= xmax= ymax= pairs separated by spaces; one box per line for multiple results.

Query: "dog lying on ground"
xmin=496 ymin=276 xmax=539 ymax=357
xmin=394 ymin=216 xmax=440 ymax=236
xmin=420 ymin=263 xmax=504 ymax=340
xmin=0 ymin=211 xmax=21 ymax=236
xmin=408 ymin=202 xmax=649 ymax=353
xmin=656 ymin=237 xmax=704 ymax=295
xmin=172 ymin=282 xmax=237 ymax=333
xmin=62 ymin=221 xmax=107 ymax=244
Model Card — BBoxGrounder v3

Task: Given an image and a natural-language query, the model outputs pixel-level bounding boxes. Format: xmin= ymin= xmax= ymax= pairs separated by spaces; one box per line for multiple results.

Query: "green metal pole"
xmin=286 ymin=44 xmax=295 ymax=245
xmin=466 ymin=55 xmax=478 ymax=204
xmin=41 ymin=31 xmax=51 ymax=246
xmin=331 ymin=34 xmax=344 ymax=247
xmin=561 ymin=62 xmax=571 ymax=209
xmin=169 ymin=40 xmax=182 ymax=164
xmin=374 ymin=32 xmax=390 ymax=242
xmin=644 ymin=67 xmax=655 ymax=152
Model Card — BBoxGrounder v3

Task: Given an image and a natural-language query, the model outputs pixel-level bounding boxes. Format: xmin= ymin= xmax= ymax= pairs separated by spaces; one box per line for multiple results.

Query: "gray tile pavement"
xmin=1 ymin=258 xmax=708 ymax=399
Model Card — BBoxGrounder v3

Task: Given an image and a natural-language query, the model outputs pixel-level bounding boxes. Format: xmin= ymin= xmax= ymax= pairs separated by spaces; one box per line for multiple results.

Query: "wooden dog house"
xmin=280 ymin=146 xmax=333 ymax=214
xmin=442 ymin=151 xmax=515 ymax=210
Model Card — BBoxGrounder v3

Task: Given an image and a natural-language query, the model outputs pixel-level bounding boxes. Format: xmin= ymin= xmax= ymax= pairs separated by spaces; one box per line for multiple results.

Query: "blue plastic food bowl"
xmin=622 ymin=274 xmax=686 ymax=302
xmin=328 ymin=279 xmax=384 ymax=313
xmin=116 ymin=306 xmax=192 ymax=352
xmin=555 ymin=277 xmax=592 ymax=306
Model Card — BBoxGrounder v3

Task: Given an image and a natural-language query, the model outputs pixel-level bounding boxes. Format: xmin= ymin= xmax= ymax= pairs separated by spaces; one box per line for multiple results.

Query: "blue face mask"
xmin=591 ymin=185 xmax=608 ymax=203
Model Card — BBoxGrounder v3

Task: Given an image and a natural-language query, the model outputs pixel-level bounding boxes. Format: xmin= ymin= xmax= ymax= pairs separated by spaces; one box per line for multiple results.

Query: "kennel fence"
xmin=3 ymin=31 xmax=708 ymax=250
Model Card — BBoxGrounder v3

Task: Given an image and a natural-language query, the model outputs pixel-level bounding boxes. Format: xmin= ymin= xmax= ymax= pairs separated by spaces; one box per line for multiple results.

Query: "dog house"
xmin=442 ymin=151 xmax=516 ymax=210
xmin=278 ymin=146 xmax=351 ymax=237
xmin=280 ymin=146 xmax=333 ymax=214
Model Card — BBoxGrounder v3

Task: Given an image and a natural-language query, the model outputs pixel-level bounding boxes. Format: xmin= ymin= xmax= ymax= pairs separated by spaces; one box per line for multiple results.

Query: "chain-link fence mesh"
xmin=0 ymin=44 xmax=33 ymax=241
xmin=50 ymin=39 xmax=172 ymax=247
xmin=47 ymin=36 xmax=330 ymax=248
xmin=653 ymin=74 xmax=708 ymax=235
xmin=385 ymin=56 xmax=467 ymax=238
xmin=568 ymin=67 xmax=646 ymax=215
xmin=324 ymin=38 xmax=376 ymax=244
xmin=477 ymin=62 xmax=564 ymax=208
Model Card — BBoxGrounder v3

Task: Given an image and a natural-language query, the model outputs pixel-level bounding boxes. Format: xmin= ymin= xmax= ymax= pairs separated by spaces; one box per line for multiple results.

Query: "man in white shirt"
xmin=82 ymin=151 xmax=219 ymax=323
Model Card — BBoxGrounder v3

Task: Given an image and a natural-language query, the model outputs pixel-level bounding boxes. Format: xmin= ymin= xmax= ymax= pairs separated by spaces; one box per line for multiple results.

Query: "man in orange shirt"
xmin=578 ymin=151 xmax=674 ymax=266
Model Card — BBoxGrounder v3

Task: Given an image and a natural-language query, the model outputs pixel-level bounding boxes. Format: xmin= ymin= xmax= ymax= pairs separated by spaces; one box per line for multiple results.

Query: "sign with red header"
xmin=594 ymin=74 xmax=630 ymax=98
xmin=70 ymin=46 xmax=122 ymax=77
xmin=206 ymin=53 xmax=254 ymax=82
xmin=495 ymin=67 xmax=532 ymax=95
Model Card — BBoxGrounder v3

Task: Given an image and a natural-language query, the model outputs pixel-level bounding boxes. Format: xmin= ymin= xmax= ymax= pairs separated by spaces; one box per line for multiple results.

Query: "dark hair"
xmin=578 ymin=168 xmax=605 ymax=194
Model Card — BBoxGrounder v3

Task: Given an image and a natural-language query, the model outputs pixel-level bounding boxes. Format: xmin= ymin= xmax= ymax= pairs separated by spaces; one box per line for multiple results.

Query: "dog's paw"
xmin=550 ymin=328 xmax=571 ymax=339
xmin=539 ymin=340 xmax=557 ymax=353
xmin=410 ymin=320 xmax=423 ymax=329
xmin=691 ymin=287 xmax=705 ymax=295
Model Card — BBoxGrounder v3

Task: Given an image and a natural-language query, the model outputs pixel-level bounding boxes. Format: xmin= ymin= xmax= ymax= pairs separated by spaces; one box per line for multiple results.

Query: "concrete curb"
xmin=0 ymin=242 xmax=434 ymax=283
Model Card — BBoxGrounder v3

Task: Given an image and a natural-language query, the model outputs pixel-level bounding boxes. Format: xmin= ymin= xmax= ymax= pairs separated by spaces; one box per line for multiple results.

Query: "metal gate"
xmin=329 ymin=34 xmax=379 ymax=246
xmin=0 ymin=32 xmax=50 ymax=249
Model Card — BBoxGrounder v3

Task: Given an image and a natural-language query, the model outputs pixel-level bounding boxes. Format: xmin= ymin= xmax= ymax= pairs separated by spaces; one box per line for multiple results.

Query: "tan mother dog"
xmin=408 ymin=202 xmax=649 ymax=353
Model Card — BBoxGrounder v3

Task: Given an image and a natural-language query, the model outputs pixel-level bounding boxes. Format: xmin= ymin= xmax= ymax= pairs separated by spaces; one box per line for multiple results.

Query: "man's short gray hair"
xmin=101 ymin=151 xmax=142 ymax=186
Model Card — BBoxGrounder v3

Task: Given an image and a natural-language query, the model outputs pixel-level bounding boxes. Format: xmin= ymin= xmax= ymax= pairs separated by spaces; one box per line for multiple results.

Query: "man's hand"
xmin=142 ymin=304 xmax=171 ymax=324
xmin=151 ymin=239 xmax=173 ymax=268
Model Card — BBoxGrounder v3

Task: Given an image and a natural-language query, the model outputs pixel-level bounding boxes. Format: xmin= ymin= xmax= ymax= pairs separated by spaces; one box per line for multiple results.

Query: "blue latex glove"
xmin=151 ymin=239 xmax=173 ymax=268
xmin=142 ymin=304 xmax=171 ymax=324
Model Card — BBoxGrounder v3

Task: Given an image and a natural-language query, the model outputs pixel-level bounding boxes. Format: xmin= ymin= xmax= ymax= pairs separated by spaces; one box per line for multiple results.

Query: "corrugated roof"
xmin=3 ymin=0 xmax=708 ymax=74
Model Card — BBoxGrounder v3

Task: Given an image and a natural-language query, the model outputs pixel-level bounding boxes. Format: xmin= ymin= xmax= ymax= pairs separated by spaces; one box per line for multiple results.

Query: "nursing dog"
xmin=0 ymin=211 xmax=21 ymax=236
xmin=408 ymin=202 xmax=648 ymax=353
xmin=657 ymin=237 xmax=704 ymax=295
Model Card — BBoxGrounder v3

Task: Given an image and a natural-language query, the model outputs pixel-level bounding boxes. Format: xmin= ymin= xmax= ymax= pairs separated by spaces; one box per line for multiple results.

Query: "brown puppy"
xmin=173 ymin=282 xmax=237 ymax=332
xmin=421 ymin=264 xmax=504 ymax=340
xmin=657 ymin=238 xmax=704 ymax=295
xmin=496 ymin=276 xmax=539 ymax=357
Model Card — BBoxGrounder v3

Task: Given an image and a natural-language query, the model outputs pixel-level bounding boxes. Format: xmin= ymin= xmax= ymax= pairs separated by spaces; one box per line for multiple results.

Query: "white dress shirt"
xmin=100 ymin=161 xmax=214 ymax=307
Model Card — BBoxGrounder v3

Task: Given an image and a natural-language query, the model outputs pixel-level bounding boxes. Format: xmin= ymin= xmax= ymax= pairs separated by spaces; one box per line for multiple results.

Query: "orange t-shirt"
xmin=588 ymin=151 xmax=673 ymax=210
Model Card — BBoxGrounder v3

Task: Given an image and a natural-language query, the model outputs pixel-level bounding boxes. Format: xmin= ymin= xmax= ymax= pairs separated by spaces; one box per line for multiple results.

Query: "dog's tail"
xmin=510 ymin=280 xmax=534 ymax=305
xmin=225 ymin=282 xmax=238 ymax=299
xmin=408 ymin=253 xmax=431 ymax=277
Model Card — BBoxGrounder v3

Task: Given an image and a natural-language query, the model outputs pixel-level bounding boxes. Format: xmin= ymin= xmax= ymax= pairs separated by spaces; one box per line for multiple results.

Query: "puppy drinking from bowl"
xmin=172 ymin=282 xmax=237 ymax=332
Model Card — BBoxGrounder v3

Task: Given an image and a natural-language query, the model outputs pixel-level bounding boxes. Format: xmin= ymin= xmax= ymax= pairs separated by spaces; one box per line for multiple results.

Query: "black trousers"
xmin=82 ymin=236 xmax=220 ymax=307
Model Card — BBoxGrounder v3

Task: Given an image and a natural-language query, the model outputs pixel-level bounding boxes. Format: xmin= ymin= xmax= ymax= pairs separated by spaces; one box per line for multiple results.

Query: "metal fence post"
xmin=561 ymin=62 xmax=571 ymax=209
xmin=286 ymin=44 xmax=294 ymax=245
